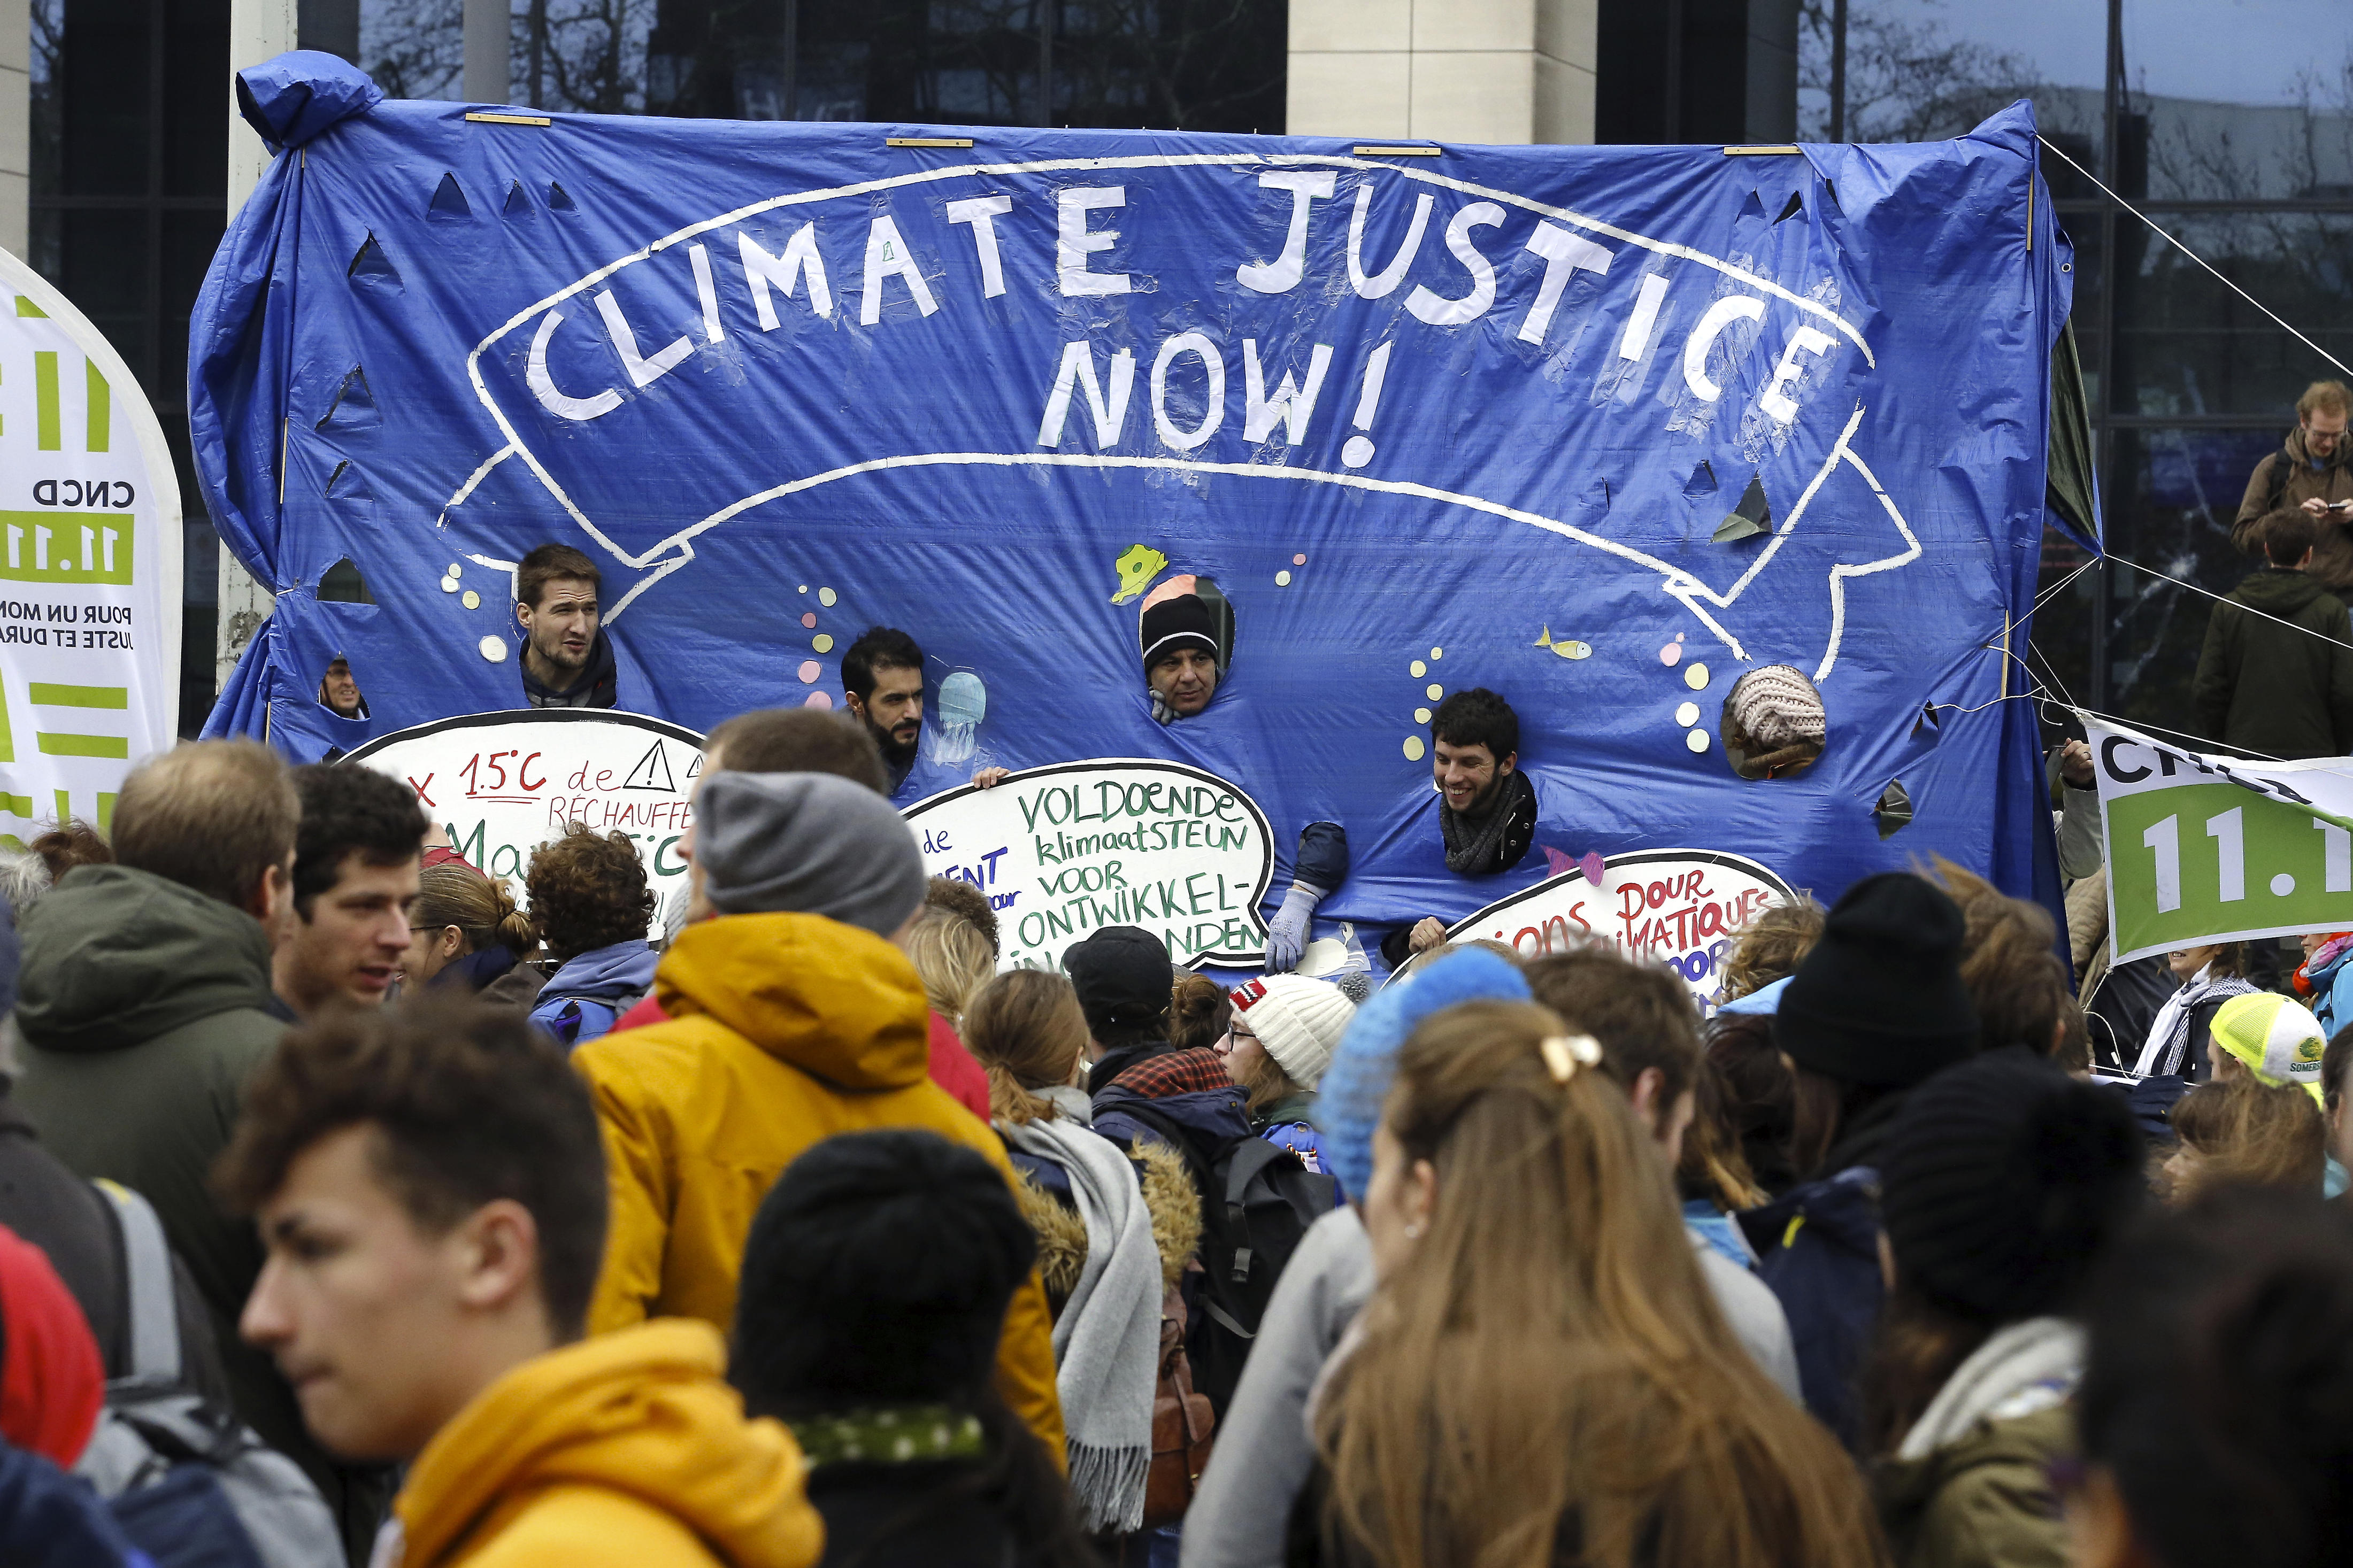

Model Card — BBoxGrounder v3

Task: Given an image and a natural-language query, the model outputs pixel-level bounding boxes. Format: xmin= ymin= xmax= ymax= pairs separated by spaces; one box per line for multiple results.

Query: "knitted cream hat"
xmin=1228 ymin=975 xmax=1356 ymax=1091
xmin=1727 ymin=665 xmax=1826 ymax=751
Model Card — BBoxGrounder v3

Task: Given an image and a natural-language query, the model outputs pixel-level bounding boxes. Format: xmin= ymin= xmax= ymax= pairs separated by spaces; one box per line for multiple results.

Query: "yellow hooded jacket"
xmin=573 ymin=912 xmax=1066 ymax=1458
xmin=390 ymin=1320 xmax=821 ymax=1568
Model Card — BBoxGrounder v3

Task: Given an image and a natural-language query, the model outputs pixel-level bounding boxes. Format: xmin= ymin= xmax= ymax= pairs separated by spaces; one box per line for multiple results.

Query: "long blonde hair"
xmin=901 ymin=906 xmax=997 ymax=1026
xmin=1315 ymin=1000 xmax=1887 ymax=1568
xmin=962 ymin=969 xmax=1090 ymax=1125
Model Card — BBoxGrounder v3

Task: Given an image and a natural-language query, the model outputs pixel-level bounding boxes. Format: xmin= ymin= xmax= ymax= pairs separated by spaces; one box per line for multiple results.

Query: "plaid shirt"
xmin=1108 ymin=1046 xmax=1232 ymax=1100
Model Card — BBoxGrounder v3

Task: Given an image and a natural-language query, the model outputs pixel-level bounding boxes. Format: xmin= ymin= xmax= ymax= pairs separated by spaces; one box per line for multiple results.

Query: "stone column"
xmin=1287 ymin=0 xmax=1597 ymax=145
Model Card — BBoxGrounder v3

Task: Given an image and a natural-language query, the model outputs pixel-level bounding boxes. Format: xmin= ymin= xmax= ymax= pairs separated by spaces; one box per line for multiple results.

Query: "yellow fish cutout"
xmin=1111 ymin=544 xmax=1168 ymax=605
xmin=1534 ymin=626 xmax=1591 ymax=659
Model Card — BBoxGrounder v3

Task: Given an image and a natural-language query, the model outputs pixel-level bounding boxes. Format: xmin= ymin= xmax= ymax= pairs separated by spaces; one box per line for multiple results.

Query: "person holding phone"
xmin=2232 ymin=380 xmax=2353 ymax=589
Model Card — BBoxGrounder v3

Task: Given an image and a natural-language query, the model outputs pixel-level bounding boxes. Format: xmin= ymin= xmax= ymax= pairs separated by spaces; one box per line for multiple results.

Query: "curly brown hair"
xmin=525 ymin=824 xmax=655 ymax=962
xmin=1723 ymin=898 xmax=1826 ymax=999
xmin=1168 ymin=970 xmax=1233 ymax=1052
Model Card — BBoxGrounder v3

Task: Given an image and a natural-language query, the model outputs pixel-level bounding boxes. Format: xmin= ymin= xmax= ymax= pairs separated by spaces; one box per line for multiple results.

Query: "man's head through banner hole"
xmin=318 ymin=654 xmax=364 ymax=719
xmin=1431 ymin=688 xmax=1519 ymax=817
xmin=842 ymin=627 xmax=925 ymax=777
xmin=1138 ymin=578 xmax=1234 ymax=722
xmin=514 ymin=544 xmax=603 ymax=699
xmin=1720 ymin=665 xmax=1826 ymax=781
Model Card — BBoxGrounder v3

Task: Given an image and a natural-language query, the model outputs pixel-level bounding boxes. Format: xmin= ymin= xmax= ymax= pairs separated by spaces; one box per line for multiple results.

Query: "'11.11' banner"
xmin=0 ymin=246 xmax=182 ymax=843
xmin=2088 ymin=717 xmax=2353 ymax=965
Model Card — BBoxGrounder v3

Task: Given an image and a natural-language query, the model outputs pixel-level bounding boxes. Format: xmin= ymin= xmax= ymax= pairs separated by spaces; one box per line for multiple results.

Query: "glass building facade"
xmin=1795 ymin=0 xmax=2353 ymax=742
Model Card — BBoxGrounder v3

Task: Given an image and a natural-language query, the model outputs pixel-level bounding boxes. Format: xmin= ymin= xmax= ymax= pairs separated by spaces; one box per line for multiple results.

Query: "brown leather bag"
xmin=1143 ymin=1284 xmax=1216 ymax=1526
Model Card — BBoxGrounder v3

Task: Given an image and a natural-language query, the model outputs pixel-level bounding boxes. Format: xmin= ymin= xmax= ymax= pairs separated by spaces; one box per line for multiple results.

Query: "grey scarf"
xmin=1440 ymin=770 xmax=1531 ymax=874
xmin=999 ymin=1108 xmax=1159 ymax=1533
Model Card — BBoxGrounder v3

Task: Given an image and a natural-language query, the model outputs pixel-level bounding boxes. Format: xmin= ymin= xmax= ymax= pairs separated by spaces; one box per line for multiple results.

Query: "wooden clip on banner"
xmin=465 ymin=112 xmax=552 ymax=126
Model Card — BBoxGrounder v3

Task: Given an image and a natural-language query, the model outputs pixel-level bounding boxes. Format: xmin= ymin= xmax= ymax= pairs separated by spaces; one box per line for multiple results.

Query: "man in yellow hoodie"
xmin=573 ymin=769 xmax=1067 ymax=1458
xmin=218 ymin=994 xmax=821 ymax=1568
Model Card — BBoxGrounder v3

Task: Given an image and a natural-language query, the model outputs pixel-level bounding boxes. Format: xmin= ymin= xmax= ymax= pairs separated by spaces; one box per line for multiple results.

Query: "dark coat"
xmin=2191 ymin=566 xmax=2353 ymax=759
xmin=518 ymin=627 xmax=619 ymax=708
xmin=0 ymin=1091 xmax=228 ymax=1402
xmin=1741 ymin=1165 xmax=1886 ymax=1453
xmin=2233 ymin=428 xmax=2353 ymax=590
xmin=12 ymin=864 xmax=393 ymax=1565
xmin=805 ymin=1461 xmax=1058 ymax=1568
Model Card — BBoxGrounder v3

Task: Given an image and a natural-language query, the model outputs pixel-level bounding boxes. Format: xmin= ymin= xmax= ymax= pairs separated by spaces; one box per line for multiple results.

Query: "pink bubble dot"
xmin=1292 ymin=553 xmax=1306 ymax=566
xmin=1660 ymin=643 xmax=1682 ymax=667
xmin=801 ymin=612 xmax=818 ymax=629
xmin=797 ymin=660 xmax=820 ymax=684
xmin=803 ymin=691 xmax=834 ymax=710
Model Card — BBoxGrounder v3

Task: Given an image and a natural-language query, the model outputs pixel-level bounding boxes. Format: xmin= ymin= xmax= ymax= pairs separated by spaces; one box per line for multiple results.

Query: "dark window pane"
xmin=2111 ymin=213 xmax=2353 ymax=419
xmin=2120 ymin=0 xmax=2353 ymax=201
xmin=48 ymin=208 xmax=152 ymax=389
xmin=1796 ymin=0 xmax=2103 ymax=175
xmin=59 ymin=0 xmax=153 ymax=196
xmin=360 ymin=0 xmax=466 ymax=101
xmin=1054 ymin=0 xmax=1286 ymax=133
xmin=29 ymin=0 xmax=63 ymax=196
xmin=164 ymin=0 xmax=231 ymax=195
xmin=2102 ymin=427 xmax=2283 ymax=732
xmin=645 ymin=0 xmax=795 ymax=118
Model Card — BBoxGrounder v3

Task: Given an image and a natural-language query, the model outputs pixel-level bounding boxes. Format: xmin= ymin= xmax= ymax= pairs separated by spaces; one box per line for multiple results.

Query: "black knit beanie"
xmin=1880 ymin=1049 xmax=2145 ymax=1323
xmin=731 ymin=1129 xmax=1035 ymax=1414
xmin=1140 ymin=594 xmax=1218 ymax=672
xmin=1771 ymin=871 xmax=1977 ymax=1088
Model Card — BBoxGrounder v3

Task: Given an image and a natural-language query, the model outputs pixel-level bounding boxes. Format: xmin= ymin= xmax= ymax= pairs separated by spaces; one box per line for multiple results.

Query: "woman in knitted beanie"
xmin=1865 ymin=1050 xmax=2144 ymax=1568
xmin=732 ymin=1129 xmax=1096 ymax=1568
xmin=1222 ymin=975 xmax=1356 ymax=1184
xmin=1309 ymin=1000 xmax=1884 ymax=1568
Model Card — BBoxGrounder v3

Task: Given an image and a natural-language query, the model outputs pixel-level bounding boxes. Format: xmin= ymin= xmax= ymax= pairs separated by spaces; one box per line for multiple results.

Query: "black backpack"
xmin=1109 ymin=1100 xmax=1337 ymax=1416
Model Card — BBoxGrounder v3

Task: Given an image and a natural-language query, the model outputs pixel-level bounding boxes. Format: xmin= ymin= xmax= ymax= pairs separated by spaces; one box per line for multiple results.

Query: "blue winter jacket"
xmin=2309 ymin=943 xmax=2353 ymax=1039
xmin=527 ymin=939 xmax=657 ymax=1049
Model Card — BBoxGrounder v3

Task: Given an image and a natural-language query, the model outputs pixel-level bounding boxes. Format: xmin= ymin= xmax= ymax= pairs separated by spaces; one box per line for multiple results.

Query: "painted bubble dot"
xmin=2272 ymin=872 xmax=2297 ymax=897
xmin=1414 ymin=706 xmax=1432 ymax=724
xmin=1426 ymin=683 xmax=1444 ymax=701
xmin=447 ymin=562 xmax=462 ymax=578
xmin=1403 ymin=735 xmax=1427 ymax=762
xmin=1686 ymin=729 xmax=1711 ymax=753
xmin=798 ymin=584 xmax=808 ymax=593
xmin=813 ymin=632 xmax=836 ymax=653
xmin=818 ymin=586 xmax=838 ymax=607
xmin=1429 ymin=646 xmax=1443 ymax=660
xmin=1293 ymin=553 xmax=1307 ymax=566
xmin=1674 ymin=700 xmax=1700 ymax=727
xmin=1410 ymin=660 xmax=1427 ymax=677
xmin=461 ymin=590 xmax=480 ymax=609
xmin=477 ymin=635 xmax=507 ymax=663
xmin=1684 ymin=662 xmax=1710 ymax=690
xmin=1659 ymin=643 xmax=1682 ymax=667
xmin=797 ymin=660 xmax=821 ymax=684
xmin=440 ymin=576 xmax=459 ymax=593
xmin=801 ymin=611 xmax=817 ymax=628
xmin=1276 ymin=570 xmax=1293 ymax=586
xmin=804 ymin=690 xmax=834 ymax=710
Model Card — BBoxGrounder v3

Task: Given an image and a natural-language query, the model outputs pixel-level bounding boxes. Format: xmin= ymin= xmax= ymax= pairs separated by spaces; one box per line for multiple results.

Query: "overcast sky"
xmin=1866 ymin=0 xmax=2353 ymax=105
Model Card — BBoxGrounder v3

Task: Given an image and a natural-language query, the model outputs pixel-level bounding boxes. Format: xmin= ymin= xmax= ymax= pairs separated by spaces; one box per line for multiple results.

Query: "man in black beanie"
xmin=1141 ymin=594 xmax=1220 ymax=721
xmin=1064 ymin=925 xmax=1178 ymax=1095
xmin=1742 ymin=869 xmax=1980 ymax=1451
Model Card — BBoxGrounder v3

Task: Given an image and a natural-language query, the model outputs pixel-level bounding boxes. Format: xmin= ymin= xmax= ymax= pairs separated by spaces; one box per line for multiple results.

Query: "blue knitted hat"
xmin=1314 ymin=948 xmax=1532 ymax=1201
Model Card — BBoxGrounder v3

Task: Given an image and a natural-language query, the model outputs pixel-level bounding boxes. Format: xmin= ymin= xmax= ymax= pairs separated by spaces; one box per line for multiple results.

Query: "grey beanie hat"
xmin=698 ymin=771 xmax=926 ymax=937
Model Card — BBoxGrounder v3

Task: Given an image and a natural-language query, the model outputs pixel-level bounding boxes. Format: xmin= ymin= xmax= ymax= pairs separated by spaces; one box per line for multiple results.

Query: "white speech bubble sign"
xmin=904 ymin=759 xmax=1275 ymax=971
xmin=1425 ymin=848 xmax=1799 ymax=1010
xmin=343 ymin=709 xmax=705 ymax=935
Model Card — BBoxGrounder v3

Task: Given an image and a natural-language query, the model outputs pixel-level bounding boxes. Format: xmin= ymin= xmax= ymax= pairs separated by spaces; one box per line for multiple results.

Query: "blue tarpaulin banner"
xmin=192 ymin=52 xmax=2076 ymax=955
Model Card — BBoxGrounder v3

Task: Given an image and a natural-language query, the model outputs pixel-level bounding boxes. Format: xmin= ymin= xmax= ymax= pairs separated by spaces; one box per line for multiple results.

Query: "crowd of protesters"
xmin=0 ymin=705 xmax=2349 ymax=1568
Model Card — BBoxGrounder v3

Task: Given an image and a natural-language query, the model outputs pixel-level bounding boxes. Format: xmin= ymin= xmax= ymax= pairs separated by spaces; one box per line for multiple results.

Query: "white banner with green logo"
xmin=2089 ymin=718 xmax=2353 ymax=965
xmin=0 ymin=248 xmax=181 ymax=845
